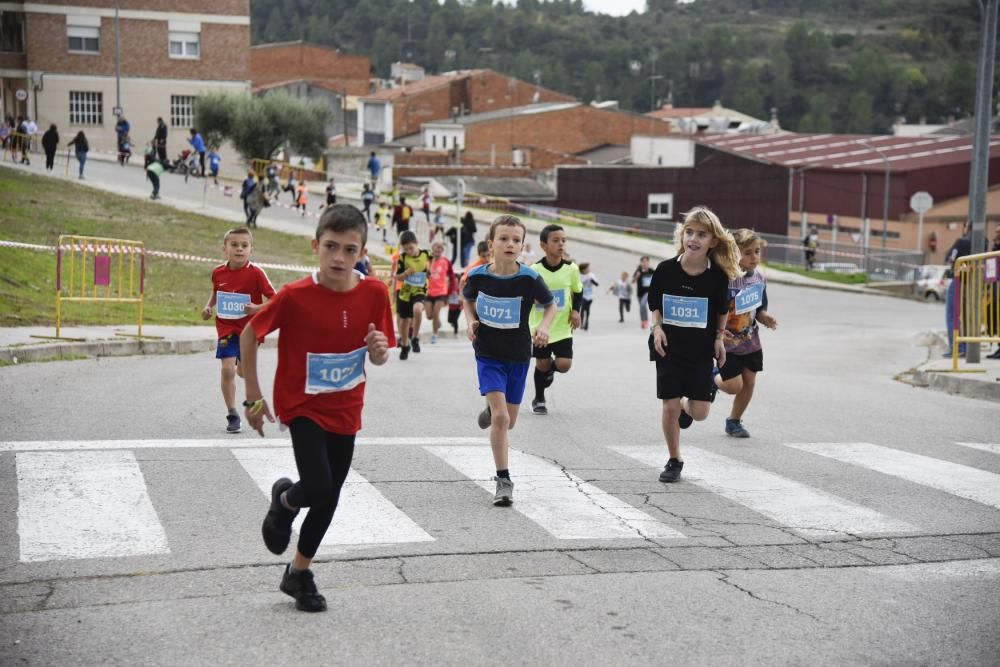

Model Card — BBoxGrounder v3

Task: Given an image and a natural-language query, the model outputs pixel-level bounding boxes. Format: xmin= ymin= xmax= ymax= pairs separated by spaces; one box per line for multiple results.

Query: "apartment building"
xmin=0 ymin=1 xmax=250 ymax=158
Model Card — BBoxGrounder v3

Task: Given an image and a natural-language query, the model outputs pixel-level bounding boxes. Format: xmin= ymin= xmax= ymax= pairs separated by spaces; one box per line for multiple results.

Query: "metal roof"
xmin=575 ymin=144 xmax=631 ymax=164
xmin=697 ymin=132 xmax=1000 ymax=173
xmin=422 ymin=102 xmax=581 ymax=127
xmin=361 ymin=70 xmax=486 ymax=103
xmin=429 ymin=175 xmax=554 ymax=200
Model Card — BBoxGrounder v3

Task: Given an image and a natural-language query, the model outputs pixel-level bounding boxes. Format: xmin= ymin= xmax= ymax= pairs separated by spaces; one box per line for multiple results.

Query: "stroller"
xmin=172 ymin=149 xmax=201 ymax=181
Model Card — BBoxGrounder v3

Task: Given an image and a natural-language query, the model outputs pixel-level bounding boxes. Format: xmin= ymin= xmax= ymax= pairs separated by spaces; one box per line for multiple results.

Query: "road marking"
xmin=955 ymin=442 xmax=1000 ymax=455
xmin=612 ymin=445 xmax=916 ymax=538
xmin=231 ymin=448 xmax=434 ymax=550
xmin=870 ymin=558 xmax=1000 ymax=580
xmin=16 ymin=450 xmax=170 ymax=562
xmin=425 ymin=446 xmax=685 ymax=540
xmin=786 ymin=442 xmax=1000 ymax=510
xmin=0 ymin=437 xmax=489 ymax=452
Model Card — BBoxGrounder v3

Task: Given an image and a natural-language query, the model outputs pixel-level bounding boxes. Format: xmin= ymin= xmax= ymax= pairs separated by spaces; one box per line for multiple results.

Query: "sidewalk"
xmin=906 ymin=346 xmax=1000 ymax=403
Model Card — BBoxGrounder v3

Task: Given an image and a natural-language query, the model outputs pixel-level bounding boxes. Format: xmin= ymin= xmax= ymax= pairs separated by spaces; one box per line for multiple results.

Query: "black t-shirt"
xmin=648 ymin=256 xmax=730 ymax=359
xmin=634 ymin=267 xmax=655 ymax=299
xmin=462 ymin=263 xmax=553 ymax=362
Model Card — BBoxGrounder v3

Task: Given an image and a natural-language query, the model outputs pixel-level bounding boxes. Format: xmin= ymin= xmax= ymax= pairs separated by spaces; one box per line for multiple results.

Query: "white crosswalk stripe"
xmin=15 ymin=450 xmax=170 ymax=562
xmin=612 ymin=445 xmax=916 ymax=538
xmin=785 ymin=442 xmax=1000 ymax=510
xmin=955 ymin=442 xmax=1000 ymax=455
xmin=231 ymin=448 xmax=434 ymax=551
xmin=425 ymin=446 xmax=686 ymax=540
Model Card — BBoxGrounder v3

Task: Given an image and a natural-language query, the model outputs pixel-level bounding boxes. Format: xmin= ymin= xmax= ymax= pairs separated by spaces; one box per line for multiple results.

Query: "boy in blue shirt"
xmin=207 ymin=147 xmax=221 ymax=185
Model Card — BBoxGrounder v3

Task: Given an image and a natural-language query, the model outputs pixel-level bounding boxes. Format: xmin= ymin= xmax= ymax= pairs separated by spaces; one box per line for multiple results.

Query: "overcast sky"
xmin=582 ymin=0 xmax=646 ymax=15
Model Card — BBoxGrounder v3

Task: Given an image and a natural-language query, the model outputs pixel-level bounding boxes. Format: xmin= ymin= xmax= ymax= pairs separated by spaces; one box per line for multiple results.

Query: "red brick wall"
xmin=464 ymin=70 xmax=573 ymax=111
xmin=251 ymin=43 xmax=370 ymax=96
xmin=39 ymin=0 xmax=247 ymax=15
xmin=394 ymin=165 xmax=533 ymax=179
xmin=26 ymin=12 xmax=249 ymax=81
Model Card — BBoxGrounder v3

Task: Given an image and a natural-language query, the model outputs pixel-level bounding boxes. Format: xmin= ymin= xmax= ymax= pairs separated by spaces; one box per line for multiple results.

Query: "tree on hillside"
xmin=194 ymin=91 xmax=330 ymax=162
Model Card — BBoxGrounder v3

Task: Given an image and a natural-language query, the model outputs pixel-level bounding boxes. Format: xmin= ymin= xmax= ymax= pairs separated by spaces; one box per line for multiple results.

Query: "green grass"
xmin=765 ymin=262 xmax=869 ymax=285
xmin=0 ymin=169 xmax=337 ymax=327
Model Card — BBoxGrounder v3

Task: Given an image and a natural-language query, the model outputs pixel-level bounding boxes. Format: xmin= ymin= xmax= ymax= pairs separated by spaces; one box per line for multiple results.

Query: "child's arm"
xmin=756 ymin=310 xmax=778 ymax=330
xmin=365 ymin=323 xmax=390 ymax=365
xmin=462 ymin=299 xmax=479 ymax=342
xmin=714 ymin=313 xmax=728 ymax=368
xmin=651 ymin=307 xmax=667 ymax=357
xmin=201 ymin=288 xmax=216 ymax=320
xmin=240 ymin=323 xmax=274 ymax=437
xmin=533 ymin=303 xmax=557 ymax=347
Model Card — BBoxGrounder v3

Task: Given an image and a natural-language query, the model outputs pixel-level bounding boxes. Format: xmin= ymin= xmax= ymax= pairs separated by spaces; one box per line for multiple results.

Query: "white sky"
xmin=582 ymin=0 xmax=647 ymax=15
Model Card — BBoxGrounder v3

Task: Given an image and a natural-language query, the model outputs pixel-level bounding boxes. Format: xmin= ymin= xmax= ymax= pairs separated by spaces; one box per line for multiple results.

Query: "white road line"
xmin=16 ymin=450 xmax=170 ymax=562
xmin=870 ymin=559 xmax=1000 ymax=580
xmin=425 ymin=446 xmax=685 ymax=540
xmin=230 ymin=448 xmax=434 ymax=550
xmin=612 ymin=446 xmax=916 ymax=538
xmin=786 ymin=442 xmax=1000 ymax=511
xmin=0 ymin=437 xmax=489 ymax=452
xmin=955 ymin=442 xmax=1000 ymax=455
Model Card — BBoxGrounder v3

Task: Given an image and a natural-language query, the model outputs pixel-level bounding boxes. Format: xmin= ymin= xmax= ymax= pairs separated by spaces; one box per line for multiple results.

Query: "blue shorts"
xmin=216 ymin=333 xmax=240 ymax=360
xmin=476 ymin=357 xmax=530 ymax=404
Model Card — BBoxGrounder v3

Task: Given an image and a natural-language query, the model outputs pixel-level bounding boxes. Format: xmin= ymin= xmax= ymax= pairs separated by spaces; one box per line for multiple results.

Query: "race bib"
xmin=404 ymin=272 xmax=427 ymax=288
xmin=535 ymin=288 xmax=566 ymax=311
xmin=216 ymin=291 xmax=251 ymax=320
xmin=662 ymin=295 xmax=709 ymax=328
xmin=476 ymin=293 xmax=521 ymax=329
xmin=305 ymin=347 xmax=367 ymax=394
xmin=734 ymin=283 xmax=764 ymax=315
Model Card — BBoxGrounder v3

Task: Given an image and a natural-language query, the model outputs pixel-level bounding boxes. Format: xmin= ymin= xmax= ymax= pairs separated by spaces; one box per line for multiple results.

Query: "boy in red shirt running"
xmin=201 ymin=227 xmax=275 ymax=434
xmin=240 ymin=204 xmax=394 ymax=613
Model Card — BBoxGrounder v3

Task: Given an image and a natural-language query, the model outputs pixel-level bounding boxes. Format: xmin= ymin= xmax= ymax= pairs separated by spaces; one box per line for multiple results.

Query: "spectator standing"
xmin=366 ymin=151 xmax=381 ymax=185
xmin=154 ymin=117 xmax=168 ymax=161
xmin=944 ymin=222 xmax=972 ymax=357
xmin=188 ymin=128 xmax=206 ymax=177
xmin=67 ymin=131 xmax=89 ymax=179
xmin=460 ymin=211 xmax=477 ymax=267
xmin=41 ymin=124 xmax=59 ymax=171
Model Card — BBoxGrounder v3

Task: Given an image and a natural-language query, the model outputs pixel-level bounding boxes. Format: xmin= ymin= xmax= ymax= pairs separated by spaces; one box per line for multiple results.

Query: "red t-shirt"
xmin=248 ymin=272 xmax=396 ymax=435
xmin=211 ymin=262 xmax=276 ymax=338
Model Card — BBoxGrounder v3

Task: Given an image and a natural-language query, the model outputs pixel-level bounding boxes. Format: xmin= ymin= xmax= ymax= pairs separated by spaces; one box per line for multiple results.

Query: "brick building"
xmin=357 ymin=68 xmax=574 ymax=146
xmin=0 ymin=0 xmax=250 ymax=158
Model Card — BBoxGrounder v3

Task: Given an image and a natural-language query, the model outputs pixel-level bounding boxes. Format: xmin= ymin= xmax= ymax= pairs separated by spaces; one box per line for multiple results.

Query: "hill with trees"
xmin=250 ymin=0 xmax=985 ymax=134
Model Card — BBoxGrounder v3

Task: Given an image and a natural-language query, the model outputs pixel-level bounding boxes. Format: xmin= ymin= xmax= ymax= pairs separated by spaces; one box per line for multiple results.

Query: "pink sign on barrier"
xmin=94 ymin=255 xmax=111 ymax=286
xmin=986 ymin=258 xmax=998 ymax=284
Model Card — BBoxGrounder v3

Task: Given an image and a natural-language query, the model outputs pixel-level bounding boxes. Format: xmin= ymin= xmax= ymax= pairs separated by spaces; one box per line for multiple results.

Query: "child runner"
xmin=632 ymin=256 xmax=655 ymax=329
xmin=446 ymin=271 xmax=463 ymax=337
xmin=201 ymin=227 xmax=276 ymax=434
xmin=395 ymin=230 xmax=431 ymax=359
xmin=296 ymin=179 xmax=308 ymax=216
xmin=420 ymin=185 xmax=433 ymax=224
xmin=579 ymin=262 xmax=599 ymax=331
xmin=463 ymin=215 xmax=555 ymax=505
xmin=459 ymin=241 xmax=491 ymax=290
xmin=361 ymin=183 xmax=375 ymax=223
xmin=375 ymin=201 xmax=389 ymax=242
xmin=648 ymin=207 xmax=740 ymax=482
xmin=714 ymin=229 xmax=778 ymax=438
xmin=240 ymin=204 xmax=394 ymax=613
xmin=427 ymin=241 xmax=454 ymax=344
xmin=609 ymin=271 xmax=632 ymax=323
xmin=207 ymin=147 xmax=221 ymax=185
xmin=146 ymin=156 xmax=168 ymax=200
xmin=324 ymin=178 xmax=337 ymax=208
xmin=432 ymin=205 xmax=446 ymax=244
xmin=528 ymin=225 xmax=583 ymax=416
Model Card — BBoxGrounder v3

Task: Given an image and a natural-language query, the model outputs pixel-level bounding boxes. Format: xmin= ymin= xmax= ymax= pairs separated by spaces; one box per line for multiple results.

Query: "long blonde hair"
xmin=675 ymin=206 xmax=741 ymax=280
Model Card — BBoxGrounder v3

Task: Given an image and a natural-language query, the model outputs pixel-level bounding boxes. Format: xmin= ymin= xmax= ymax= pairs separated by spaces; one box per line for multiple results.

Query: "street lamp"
xmin=855 ymin=139 xmax=891 ymax=249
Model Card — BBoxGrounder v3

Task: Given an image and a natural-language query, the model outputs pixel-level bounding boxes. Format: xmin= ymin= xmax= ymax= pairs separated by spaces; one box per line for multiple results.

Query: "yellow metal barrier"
xmin=944 ymin=250 xmax=1000 ymax=372
xmin=52 ymin=235 xmax=148 ymax=339
xmin=4 ymin=130 xmax=32 ymax=162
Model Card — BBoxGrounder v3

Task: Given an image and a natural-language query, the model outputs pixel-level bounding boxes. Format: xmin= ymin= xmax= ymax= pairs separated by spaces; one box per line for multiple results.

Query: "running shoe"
xmin=279 ymin=565 xmax=327 ymax=612
xmin=725 ymin=419 xmax=751 ymax=438
xmin=658 ymin=458 xmax=684 ymax=483
xmin=399 ymin=345 xmax=410 ymax=360
xmin=261 ymin=478 xmax=298 ymax=555
xmin=430 ymin=334 xmax=437 ymax=344
xmin=411 ymin=337 xmax=421 ymax=353
xmin=477 ymin=403 xmax=492 ymax=430
xmin=226 ymin=414 xmax=242 ymax=434
xmin=493 ymin=476 xmax=514 ymax=506
xmin=531 ymin=399 xmax=547 ymax=415
xmin=678 ymin=409 xmax=693 ymax=429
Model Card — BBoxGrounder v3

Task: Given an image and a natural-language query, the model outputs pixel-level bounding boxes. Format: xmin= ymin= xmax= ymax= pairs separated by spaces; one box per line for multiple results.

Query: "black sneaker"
xmin=261 ymin=478 xmax=298 ymax=555
xmin=411 ymin=337 xmax=421 ymax=353
xmin=226 ymin=414 xmax=242 ymax=434
xmin=279 ymin=565 xmax=327 ymax=612
xmin=531 ymin=399 xmax=547 ymax=415
xmin=399 ymin=345 xmax=410 ymax=360
xmin=678 ymin=409 xmax=693 ymax=429
xmin=658 ymin=458 xmax=684 ymax=483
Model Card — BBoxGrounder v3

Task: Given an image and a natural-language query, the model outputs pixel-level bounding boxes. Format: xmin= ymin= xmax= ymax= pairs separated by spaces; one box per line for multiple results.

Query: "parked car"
xmin=906 ymin=264 xmax=949 ymax=301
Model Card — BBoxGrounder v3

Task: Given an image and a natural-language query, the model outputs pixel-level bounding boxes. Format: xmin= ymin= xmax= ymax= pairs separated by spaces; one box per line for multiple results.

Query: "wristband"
xmin=243 ymin=398 xmax=265 ymax=415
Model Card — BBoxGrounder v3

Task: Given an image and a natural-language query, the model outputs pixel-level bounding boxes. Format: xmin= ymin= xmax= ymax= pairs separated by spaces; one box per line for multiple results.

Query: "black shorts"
xmin=426 ymin=294 xmax=448 ymax=305
xmin=396 ymin=293 xmax=425 ymax=318
xmin=655 ymin=356 xmax=717 ymax=402
xmin=719 ymin=349 xmax=763 ymax=381
xmin=532 ymin=337 xmax=573 ymax=360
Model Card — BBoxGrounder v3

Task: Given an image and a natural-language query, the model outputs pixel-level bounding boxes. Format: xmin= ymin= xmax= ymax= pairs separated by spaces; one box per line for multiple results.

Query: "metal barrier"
xmin=49 ymin=235 xmax=148 ymax=339
xmin=942 ymin=250 xmax=1000 ymax=372
xmin=3 ymin=131 xmax=33 ymax=162
xmin=250 ymin=158 xmax=326 ymax=183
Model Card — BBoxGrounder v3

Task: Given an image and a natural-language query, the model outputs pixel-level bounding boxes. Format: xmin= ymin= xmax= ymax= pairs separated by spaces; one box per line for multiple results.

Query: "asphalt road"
xmin=2 ymin=219 xmax=998 ymax=665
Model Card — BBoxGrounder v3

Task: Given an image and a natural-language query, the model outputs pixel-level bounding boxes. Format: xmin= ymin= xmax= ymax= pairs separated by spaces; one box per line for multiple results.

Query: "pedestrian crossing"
xmin=4 ymin=439 xmax=999 ymax=564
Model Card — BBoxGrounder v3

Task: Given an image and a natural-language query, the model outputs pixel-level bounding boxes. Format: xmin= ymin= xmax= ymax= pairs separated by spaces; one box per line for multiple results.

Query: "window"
xmin=69 ymin=91 xmax=103 ymax=125
xmin=1 ymin=12 xmax=26 ymax=53
xmin=431 ymin=134 xmax=436 ymax=148
xmin=67 ymin=25 xmax=99 ymax=54
xmin=647 ymin=193 xmax=674 ymax=220
xmin=169 ymin=31 xmax=199 ymax=58
xmin=170 ymin=95 xmax=197 ymax=128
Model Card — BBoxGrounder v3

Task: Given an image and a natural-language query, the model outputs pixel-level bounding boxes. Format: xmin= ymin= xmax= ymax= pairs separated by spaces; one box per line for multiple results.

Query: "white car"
xmin=908 ymin=264 xmax=949 ymax=301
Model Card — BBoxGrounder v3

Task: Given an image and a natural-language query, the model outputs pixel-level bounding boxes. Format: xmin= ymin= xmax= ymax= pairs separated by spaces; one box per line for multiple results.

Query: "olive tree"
xmin=194 ymin=90 xmax=329 ymax=162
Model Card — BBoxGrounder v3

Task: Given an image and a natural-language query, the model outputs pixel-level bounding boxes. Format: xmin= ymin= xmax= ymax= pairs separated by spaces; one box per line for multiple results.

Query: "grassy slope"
xmin=0 ymin=169 xmax=320 ymax=327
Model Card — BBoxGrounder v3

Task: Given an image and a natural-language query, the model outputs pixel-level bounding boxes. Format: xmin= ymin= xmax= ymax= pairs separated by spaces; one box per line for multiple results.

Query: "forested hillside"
xmin=250 ymin=0 xmax=985 ymax=134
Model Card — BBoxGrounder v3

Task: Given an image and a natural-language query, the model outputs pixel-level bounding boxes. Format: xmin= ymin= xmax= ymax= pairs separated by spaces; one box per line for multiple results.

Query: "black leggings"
xmin=619 ymin=298 xmax=631 ymax=321
xmin=285 ymin=417 xmax=356 ymax=559
xmin=580 ymin=298 xmax=592 ymax=329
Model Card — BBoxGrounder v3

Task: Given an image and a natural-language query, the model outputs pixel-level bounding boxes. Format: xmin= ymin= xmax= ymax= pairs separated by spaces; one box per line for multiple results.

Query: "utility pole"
xmin=114 ymin=0 xmax=121 ymax=114
xmin=856 ymin=139 xmax=890 ymax=250
xmin=966 ymin=0 xmax=998 ymax=364
xmin=648 ymin=49 xmax=662 ymax=112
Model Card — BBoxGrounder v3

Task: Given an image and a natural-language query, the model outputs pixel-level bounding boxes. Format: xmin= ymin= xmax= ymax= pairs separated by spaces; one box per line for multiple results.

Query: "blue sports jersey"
xmin=462 ymin=263 xmax=553 ymax=362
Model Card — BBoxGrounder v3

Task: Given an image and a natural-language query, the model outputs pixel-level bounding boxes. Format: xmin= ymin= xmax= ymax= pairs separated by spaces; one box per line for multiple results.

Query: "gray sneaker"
xmin=725 ymin=419 xmax=751 ymax=438
xmin=477 ymin=403 xmax=492 ymax=430
xmin=493 ymin=476 xmax=514 ymax=506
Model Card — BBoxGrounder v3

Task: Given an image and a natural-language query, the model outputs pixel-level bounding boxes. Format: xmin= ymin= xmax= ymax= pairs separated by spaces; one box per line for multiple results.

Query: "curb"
xmin=911 ymin=368 xmax=1000 ymax=403
xmin=1 ymin=337 xmax=216 ymax=365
